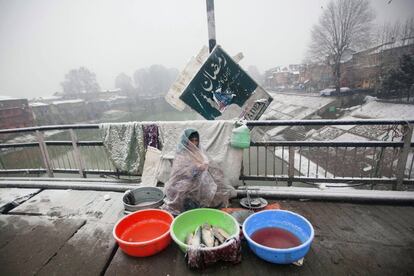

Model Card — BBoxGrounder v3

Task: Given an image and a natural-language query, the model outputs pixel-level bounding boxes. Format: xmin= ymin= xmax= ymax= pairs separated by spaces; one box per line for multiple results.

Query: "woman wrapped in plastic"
xmin=162 ymin=128 xmax=235 ymax=215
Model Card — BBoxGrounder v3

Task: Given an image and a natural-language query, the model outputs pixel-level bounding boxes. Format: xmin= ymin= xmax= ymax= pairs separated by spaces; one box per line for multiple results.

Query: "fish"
xmin=212 ymin=227 xmax=226 ymax=244
xmin=201 ymin=223 xmax=215 ymax=247
xmin=216 ymin=227 xmax=230 ymax=240
xmin=214 ymin=238 xmax=219 ymax=247
xmin=190 ymin=226 xmax=201 ymax=247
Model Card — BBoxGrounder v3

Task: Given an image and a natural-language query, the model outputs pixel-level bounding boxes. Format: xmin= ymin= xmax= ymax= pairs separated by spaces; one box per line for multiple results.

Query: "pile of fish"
xmin=185 ymin=223 xmax=231 ymax=247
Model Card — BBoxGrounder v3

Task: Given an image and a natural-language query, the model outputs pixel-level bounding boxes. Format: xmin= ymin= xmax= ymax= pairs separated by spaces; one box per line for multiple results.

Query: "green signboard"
xmin=179 ymin=46 xmax=272 ymax=120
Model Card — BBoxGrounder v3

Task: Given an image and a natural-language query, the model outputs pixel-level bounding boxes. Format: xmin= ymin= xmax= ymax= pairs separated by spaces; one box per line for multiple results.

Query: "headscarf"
xmin=176 ymin=128 xmax=199 ymax=152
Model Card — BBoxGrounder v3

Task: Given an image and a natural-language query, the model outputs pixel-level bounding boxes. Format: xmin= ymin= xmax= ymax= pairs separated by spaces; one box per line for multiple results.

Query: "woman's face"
xmin=189 ymin=137 xmax=199 ymax=147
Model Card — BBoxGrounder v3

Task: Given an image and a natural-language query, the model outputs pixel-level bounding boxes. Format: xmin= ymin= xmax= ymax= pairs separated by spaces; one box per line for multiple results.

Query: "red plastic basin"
xmin=113 ymin=209 xmax=174 ymax=257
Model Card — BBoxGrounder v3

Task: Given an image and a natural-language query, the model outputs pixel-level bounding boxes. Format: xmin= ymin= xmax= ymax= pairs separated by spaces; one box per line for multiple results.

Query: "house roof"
xmin=355 ymin=37 xmax=414 ymax=56
xmin=0 ymin=95 xmax=24 ymax=101
xmin=29 ymin=102 xmax=49 ymax=107
xmin=52 ymin=99 xmax=84 ymax=105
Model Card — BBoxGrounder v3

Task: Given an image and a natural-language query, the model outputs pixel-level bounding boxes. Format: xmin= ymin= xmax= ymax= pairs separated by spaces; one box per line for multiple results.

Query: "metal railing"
xmin=0 ymin=124 xmax=136 ymax=178
xmin=1 ymin=119 xmax=413 ymax=190
xmin=241 ymin=119 xmax=414 ymax=190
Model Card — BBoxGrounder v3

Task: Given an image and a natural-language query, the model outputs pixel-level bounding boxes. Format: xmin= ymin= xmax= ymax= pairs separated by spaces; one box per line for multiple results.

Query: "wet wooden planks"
xmin=9 ymin=189 xmax=124 ymax=223
xmin=317 ymin=239 xmax=414 ymax=275
xmin=282 ymin=201 xmax=414 ymax=274
xmin=36 ymin=221 xmax=117 ymax=276
xmin=0 ymin=188 xmax=40 ymax=211
xmin=284 ymin=201 xmax=414 ymax=246
xmin=105 ymin=240 xmax=313 ymax=276
xmin=107 ymin=237 xmax=367 ymax=275
xmin=2 ymin=189 xmax=414 ymax=275
xmin=107 ymin=236 xmax=390 ymax=276
xmin=0 ymin=215 xmax=85 ymax=275
xmin=2 ymin=189 xmax=125 ymax=276
xmin=105 ymin=243 xmax=185 ymax=276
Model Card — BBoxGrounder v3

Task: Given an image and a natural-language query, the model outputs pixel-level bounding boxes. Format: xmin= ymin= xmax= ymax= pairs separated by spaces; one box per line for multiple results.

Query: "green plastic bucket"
xmin=170 ymin=208 xmax=240 ymax=252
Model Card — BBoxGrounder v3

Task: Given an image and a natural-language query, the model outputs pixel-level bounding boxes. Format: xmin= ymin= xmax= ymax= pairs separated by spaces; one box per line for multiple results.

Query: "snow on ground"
xmin=274 ymin=147 xmax=334 ymax=179
xmin=308 ymin=100 xmax=414 ymax=142
xmin=335 ymin=115 xmax=358 ymax=131
xmin=350 ymin=100 xmax=414 ymax=119
xmin=268 ymin=93 xmax=334 ymax=108
xmin=262 ymin=93 xmax=335 ymax=137
xmin=251 ymin=97 xmax=414 ymax=188
xmin=347 ymin=101 xmax=414 ymax=141
xmin=333 ymin=132 xmax=370 ymax=142
xmin=303 ymin=99 xmax=414 ymax=178
xmin=310 ymin=126 xmax=344 ymax=141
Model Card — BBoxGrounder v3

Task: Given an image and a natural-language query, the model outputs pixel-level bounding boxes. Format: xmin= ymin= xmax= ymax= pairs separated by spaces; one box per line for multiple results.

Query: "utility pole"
xmin=206 ymin=0 xmax=216 ymax=52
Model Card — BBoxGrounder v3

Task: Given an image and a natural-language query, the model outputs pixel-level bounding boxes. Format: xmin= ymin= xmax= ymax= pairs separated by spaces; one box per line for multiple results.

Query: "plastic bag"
xmin=185 ymin=236 xmax=242 ymax=269
xmin=162 ymin=128 xmax=234 ymax=215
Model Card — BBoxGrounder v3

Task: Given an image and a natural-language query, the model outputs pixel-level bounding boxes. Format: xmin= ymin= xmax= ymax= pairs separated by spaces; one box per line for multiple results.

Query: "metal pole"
xmin=395 ymin=124 xmax=413 ymax=190
xmin=0 ymin=154 xmax=5 ymax=169
xmin=70 ymin=129 xmax=86 ymax=178
xmin=35 ymin=130 xmax=54 ymax=177
xmin=0 ymin=180 xmax=138 ymax=193
xmin=288 ymin=146 xmax=295 ymax=186
xmin=235 ymin=187 xmax=414 ymax=204
xmin=206 ymin=0 xmax=216 ymax=52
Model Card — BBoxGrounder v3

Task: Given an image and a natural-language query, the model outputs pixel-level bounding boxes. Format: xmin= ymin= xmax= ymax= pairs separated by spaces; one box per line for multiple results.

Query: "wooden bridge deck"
xmin=0 ymin=187 xmax=413 ymax=275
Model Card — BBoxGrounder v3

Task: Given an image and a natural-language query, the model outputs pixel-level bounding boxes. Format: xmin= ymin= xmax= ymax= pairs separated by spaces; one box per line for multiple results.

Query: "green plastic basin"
xmin=170 ymin=208 xmax=240 ymax=252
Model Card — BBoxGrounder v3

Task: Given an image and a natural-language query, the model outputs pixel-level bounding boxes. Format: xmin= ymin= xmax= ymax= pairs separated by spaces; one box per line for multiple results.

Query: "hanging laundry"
xmin=142 ymin=123 xmax=160 ymax=149
xmin=100 ymin=122 xmax=145 ymax=174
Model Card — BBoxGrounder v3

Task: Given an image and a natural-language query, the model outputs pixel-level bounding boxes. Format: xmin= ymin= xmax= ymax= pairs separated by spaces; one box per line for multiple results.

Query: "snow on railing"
xmin=1 ymin=119 xmax=413 ymax=190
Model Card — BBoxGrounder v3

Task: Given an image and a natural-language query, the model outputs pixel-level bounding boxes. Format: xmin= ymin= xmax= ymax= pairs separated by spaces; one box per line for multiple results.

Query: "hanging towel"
xmin=100 ymin=122 xmax=145 ymax=174
xmin=142 ymin=124 xmax=160 ymax=149
xmin=141 ymin=146 xmax=162 ymax=186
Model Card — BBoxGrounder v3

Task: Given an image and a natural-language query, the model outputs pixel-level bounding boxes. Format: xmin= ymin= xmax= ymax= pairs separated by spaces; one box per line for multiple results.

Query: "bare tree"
xmin=401 ymin=18 xmax=414 ymax=43
xmin=308 ymin=0 xmax=375 ymax=93
xmin=133 ymin=65 xmax=178 ymax=96
xmin=61 ymin=67 xmax=100 ymax=95
xmin=115 ymin=73 xmax=134 ymax=93
xmin=375 ymin=20 xmax=401 ymax=45
xmin=374 ymin=18 xmax=414 ymax=46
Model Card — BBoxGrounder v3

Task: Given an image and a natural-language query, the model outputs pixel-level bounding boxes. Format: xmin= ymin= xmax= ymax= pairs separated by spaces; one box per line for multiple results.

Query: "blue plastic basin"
xmin=242 ymin=210 xmax=314 ymax=264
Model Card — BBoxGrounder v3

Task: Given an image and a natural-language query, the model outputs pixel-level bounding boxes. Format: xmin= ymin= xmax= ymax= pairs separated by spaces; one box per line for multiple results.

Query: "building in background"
xmin=264 ymin=64 xmax=305 ymax=90
xmin=0 ymin=96 xmax=34 ymax=129
xmin=345 ymin=37 xmax=414 ymax=89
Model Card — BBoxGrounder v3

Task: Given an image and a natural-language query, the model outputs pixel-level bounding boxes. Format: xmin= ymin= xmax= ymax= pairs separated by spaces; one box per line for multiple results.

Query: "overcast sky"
xmin=1 ymin=0 xmax=413 ymax=99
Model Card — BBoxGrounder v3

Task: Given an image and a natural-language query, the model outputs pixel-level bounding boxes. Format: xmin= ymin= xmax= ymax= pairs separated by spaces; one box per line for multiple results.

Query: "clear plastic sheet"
xmin=162 ymin=128 xmax=235 ymax=215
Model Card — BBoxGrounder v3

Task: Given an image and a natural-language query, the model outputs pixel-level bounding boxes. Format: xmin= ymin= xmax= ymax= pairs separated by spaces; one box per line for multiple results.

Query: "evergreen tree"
xmin=381 ymin=54 xmax=414 ymax=101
